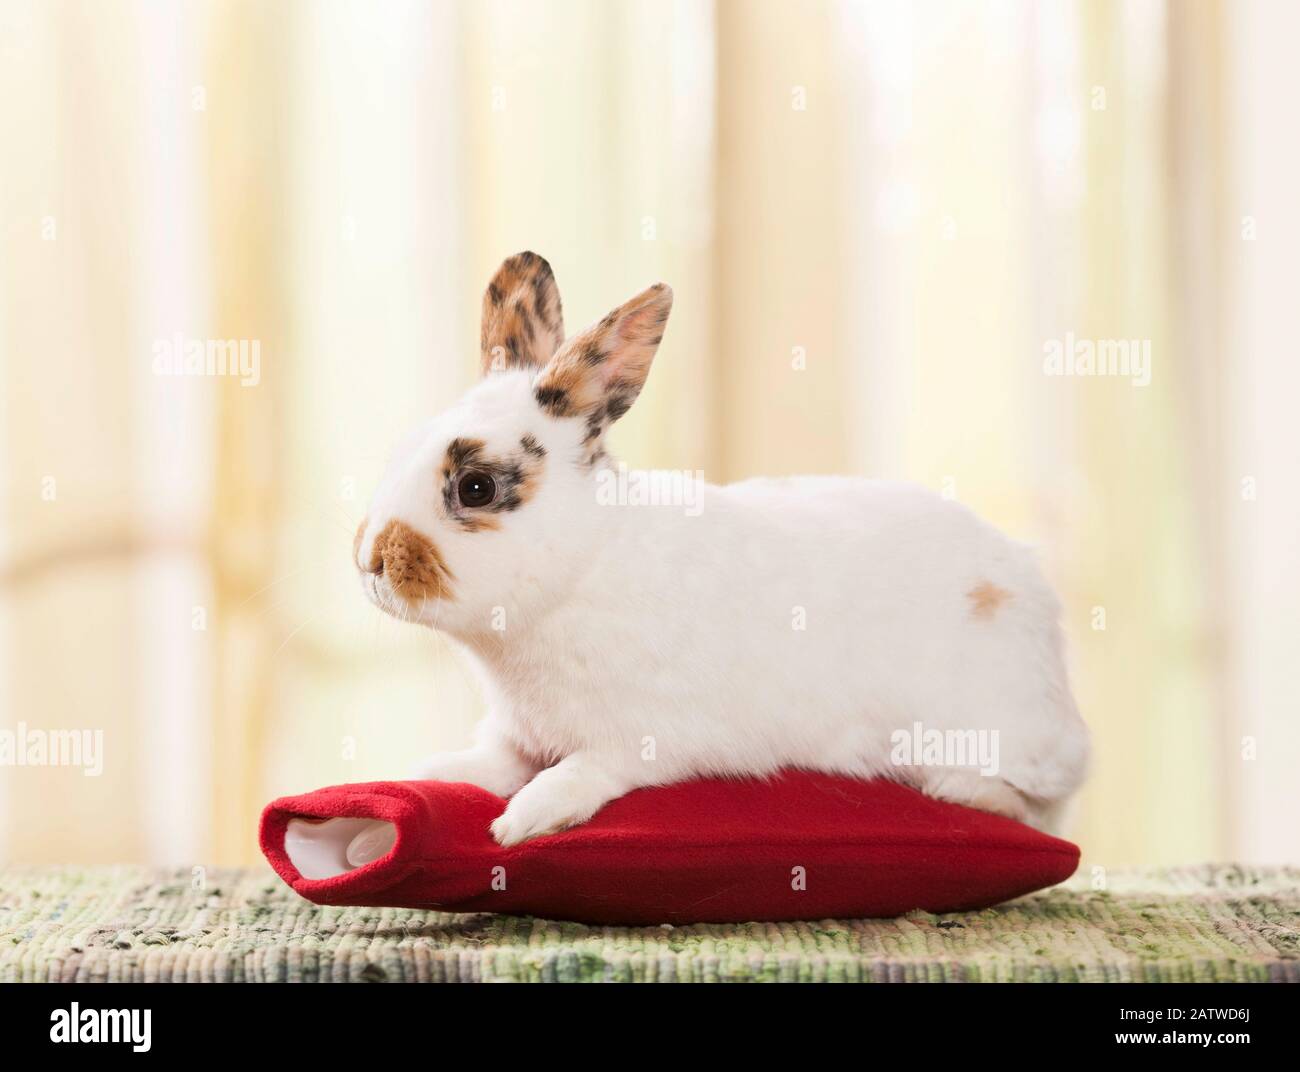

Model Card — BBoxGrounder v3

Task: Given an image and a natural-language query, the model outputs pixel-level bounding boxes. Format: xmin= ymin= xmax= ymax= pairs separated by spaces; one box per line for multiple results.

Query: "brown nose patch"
xmin=367 ymin=519 xmax=453 ymax=604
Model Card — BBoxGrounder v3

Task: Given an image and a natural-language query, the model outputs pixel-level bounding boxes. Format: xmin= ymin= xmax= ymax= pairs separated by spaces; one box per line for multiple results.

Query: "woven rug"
xmin=0 ymin=864 xmax=1296 ymax=982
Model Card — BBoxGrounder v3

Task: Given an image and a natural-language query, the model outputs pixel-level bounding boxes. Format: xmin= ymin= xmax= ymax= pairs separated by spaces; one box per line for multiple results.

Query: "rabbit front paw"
xmin=489 ymin=753 xmax=628 ymax=847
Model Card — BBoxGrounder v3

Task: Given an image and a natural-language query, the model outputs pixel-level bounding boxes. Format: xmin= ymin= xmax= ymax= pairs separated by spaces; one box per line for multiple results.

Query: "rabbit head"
xmin=355 ymin=251 xmax=672 ymax=636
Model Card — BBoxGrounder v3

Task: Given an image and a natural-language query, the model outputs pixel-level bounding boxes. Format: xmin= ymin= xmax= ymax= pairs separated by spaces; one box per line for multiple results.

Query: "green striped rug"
xmin=1 ymin=864 xmax=1296 ymax=982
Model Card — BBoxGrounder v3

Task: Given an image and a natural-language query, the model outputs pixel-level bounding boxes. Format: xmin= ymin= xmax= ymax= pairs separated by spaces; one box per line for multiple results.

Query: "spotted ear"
xmin=532 ymin=283 xmax=673 ymax=440
xmin=480 ymin=251 xmax=565 ymax=375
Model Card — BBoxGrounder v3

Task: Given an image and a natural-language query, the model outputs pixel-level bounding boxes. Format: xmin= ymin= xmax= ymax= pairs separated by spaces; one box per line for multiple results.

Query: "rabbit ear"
xmin=533 ymin=283 xmax=673 ymax=435
xmin=480 ymin=252 xmax=565 ymax=375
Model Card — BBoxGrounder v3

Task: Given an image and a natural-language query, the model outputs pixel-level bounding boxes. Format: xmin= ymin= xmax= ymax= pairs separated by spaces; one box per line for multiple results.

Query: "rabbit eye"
xmin=457 ymin=471 xmax=497 ymax=509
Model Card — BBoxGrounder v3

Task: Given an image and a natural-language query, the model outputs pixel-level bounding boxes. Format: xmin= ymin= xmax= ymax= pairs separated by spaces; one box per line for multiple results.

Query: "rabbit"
xmin=355 ymin=251 xmax=1089 ymax=846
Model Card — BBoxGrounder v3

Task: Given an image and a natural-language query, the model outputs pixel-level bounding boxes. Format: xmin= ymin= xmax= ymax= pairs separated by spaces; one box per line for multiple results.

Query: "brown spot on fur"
xmin=480 ymin=252 xmax=565 ymax=374
xmin=370 ymin=519 xmax=453 ymax=603
xmin=510 ymin=458 xmax=544 ymax=507
xmin=534 ymin=384 xmax=573 ymax=416
xmin=353 ymin=519 xmax=366 ymax=567
xmin=444 ymin=437 xmax=485 ymax=473
xmin=967 ymin=580 xmax=1012 ymax=620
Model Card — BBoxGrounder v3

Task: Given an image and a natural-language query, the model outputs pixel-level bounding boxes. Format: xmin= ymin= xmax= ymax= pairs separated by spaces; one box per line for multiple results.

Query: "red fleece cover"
xmin=260 ymin=773 xmax=1079 ymax=925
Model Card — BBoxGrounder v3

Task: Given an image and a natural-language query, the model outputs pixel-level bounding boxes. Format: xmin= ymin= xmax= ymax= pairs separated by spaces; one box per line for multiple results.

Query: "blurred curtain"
xmin=1 ymin=0 xmax=1288 ymax=869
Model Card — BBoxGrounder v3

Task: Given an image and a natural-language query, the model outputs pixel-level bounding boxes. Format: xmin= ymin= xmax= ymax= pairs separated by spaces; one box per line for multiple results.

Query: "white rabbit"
xmin=356 ymin=252 xmax=1089 ymax=846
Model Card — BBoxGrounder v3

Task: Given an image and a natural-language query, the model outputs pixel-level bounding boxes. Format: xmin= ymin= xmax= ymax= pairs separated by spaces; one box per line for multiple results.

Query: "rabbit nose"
xmin=354 ymin=519 xmax=384 ymax=574
xmin=364 ymin=519 xmax=452 ymax=602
